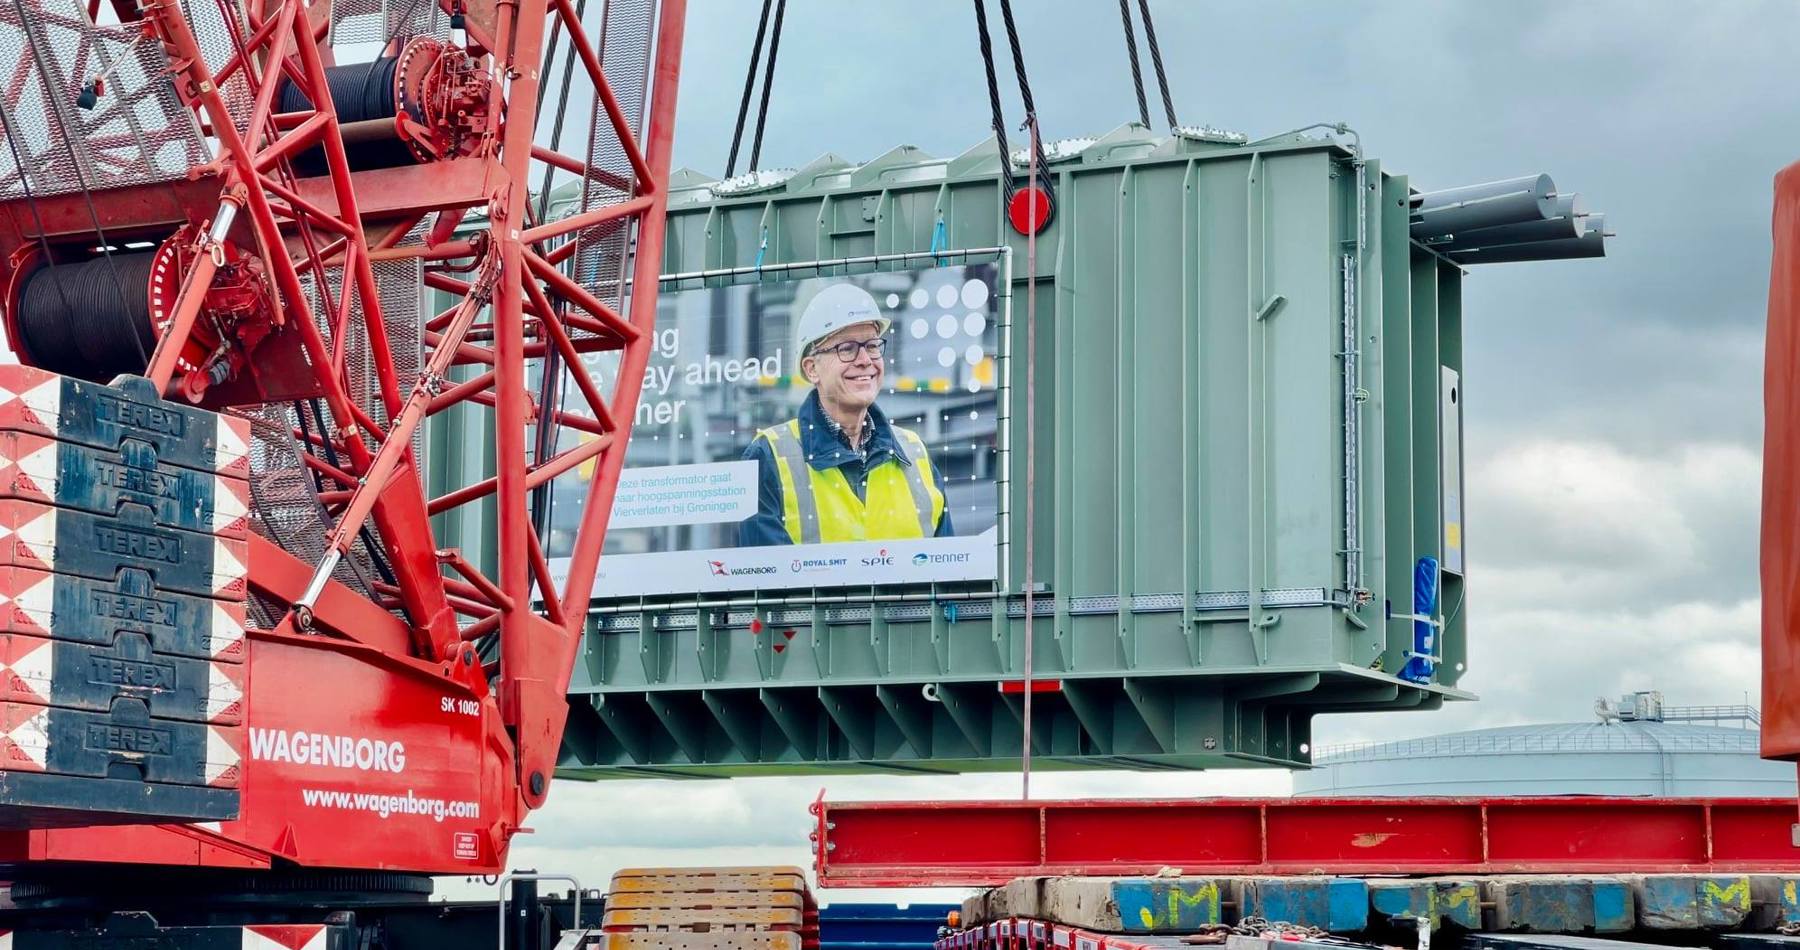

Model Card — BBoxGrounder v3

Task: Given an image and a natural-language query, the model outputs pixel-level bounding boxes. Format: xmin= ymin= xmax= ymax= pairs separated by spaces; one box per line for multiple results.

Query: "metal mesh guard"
xmin=0 ymin=0 xmax=209 ymax=197
xmin=571 ymin=0 xmax=655 ymax=310
xmin=329 ymin=0 xmax=445 ymax=46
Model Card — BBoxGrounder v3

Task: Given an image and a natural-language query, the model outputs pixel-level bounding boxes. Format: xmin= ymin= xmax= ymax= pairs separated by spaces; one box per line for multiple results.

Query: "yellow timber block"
xmin=609 ymin=873 xmax=808 ymax=895
xmin=602 ymin=907 xmax=804 ymax=929
xmin=607 ymin=892 xmax=806 ymax=911
xmin=595 ymin=933 xmax=800 ymax=950
xmin=615 ymin=866 xmax=807 ymax=878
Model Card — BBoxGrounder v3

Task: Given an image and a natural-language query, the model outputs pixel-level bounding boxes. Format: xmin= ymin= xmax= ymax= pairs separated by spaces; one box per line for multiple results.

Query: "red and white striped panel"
xmin=0 ymin=633 xmax=51 ymax=704
xmin=207 ymin=723 xmax=241 ymax=787
xmin=214 ymin=412 xmax=250 ymax=479
xmin=243 ymin=924 xmax=328 ymax=950
xmin=0 ymin=368 xmax=62 ymax=438
xmin=0 ymin=702 xmax=48 ymax=769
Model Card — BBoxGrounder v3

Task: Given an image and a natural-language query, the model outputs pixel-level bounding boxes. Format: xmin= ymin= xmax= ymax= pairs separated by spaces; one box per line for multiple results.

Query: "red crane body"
xmin=0 ymin=0 xmax=685 ymax=878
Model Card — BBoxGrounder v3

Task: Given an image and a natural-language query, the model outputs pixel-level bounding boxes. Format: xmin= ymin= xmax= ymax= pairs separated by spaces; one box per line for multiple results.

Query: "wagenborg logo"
xmin=707 ymin=559 xmax=777 ymax=577
xmin=860 ymin=547 xmax=895 ymax=567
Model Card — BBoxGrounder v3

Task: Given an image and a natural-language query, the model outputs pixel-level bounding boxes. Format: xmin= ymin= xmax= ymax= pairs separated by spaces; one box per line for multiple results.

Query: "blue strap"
xmin=754 ymin=225 xmax=769 ymax=271
xmin=930 ymin=217 xmax=947 ymax=264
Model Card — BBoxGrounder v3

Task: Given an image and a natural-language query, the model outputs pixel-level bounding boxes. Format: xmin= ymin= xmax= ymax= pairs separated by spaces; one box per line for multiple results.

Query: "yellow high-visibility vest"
xmin=756 ymin=419 xmax=945 ymax=544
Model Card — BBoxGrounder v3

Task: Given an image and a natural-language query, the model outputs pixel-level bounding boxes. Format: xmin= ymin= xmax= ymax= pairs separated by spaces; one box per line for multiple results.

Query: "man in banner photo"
xmin=738 ymin=282 xmax=955 ymax=546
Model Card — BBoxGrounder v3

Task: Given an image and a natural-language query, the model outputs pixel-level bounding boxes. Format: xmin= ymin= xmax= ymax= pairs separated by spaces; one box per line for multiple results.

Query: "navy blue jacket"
xmin=737 ymin=389 xmax=955 ymax=547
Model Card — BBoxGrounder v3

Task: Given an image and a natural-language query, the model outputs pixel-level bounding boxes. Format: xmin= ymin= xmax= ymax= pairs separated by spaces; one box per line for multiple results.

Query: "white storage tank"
xmin=1296 ymin=692 xmax=1797 ymax=797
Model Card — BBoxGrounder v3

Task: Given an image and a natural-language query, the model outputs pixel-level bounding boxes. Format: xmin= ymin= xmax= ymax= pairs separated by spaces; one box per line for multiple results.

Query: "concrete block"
xmin=1366 ymin=878 xmax=1482 ymax=930
xmin=1095 ymin=877 xmax=1226 ymax=933
xmin=961 ymin=876 xmax=1229 ymax=934
xmin=1629 ymin=875 xmax=1753 ymax=930
xmin=1749 ymin=876 xmax=1800 ymax=931
xmin=1242 ymin=877 xmax=1368 ymax=932
xmin=1484 ymin=877 xmax=1634 ymax=934
xmin=979 ymin=877 xmax=1047 ymax=922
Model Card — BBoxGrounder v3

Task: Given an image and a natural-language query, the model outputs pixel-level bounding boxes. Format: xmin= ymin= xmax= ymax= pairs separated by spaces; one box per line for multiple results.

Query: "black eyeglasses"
xmin=814 ymin=338 xmax=888 ymax=362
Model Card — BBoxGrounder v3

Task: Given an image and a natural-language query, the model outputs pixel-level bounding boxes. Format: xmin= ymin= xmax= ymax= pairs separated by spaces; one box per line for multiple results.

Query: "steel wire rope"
xmin=1115 ymin=0 xmax=1150 ymax=127
xmin=723 ymin=0 xmax=774 ymax=178
xmin=972 ymin=0 xmax=1053 ymax=217
xmin=970 ymin=0 xmax=1014 ymax=205
xmin=993 ymin=0 xmax=1050 ymax=178
xmin=1134 ymin=0 xmax=1178 ymax=128
xmin=745 ymin=0 xmax=787 ymax=172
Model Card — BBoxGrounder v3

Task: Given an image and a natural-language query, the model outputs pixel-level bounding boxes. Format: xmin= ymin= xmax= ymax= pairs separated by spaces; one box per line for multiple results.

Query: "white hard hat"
xmin=794 ymin=283 xmax=889 ymax=357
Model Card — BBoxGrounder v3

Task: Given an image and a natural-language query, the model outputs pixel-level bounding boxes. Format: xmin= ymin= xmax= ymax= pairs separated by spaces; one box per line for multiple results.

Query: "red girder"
xmin=811 ymin=797 xmax=1800 ymax=888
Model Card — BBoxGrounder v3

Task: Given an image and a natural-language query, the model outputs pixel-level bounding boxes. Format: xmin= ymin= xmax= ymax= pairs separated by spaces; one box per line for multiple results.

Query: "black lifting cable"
xmin=1116 ymin=0 xmax=1150 ymax=128
xmin=971 ymin=0 xmax=1013 ymax=202
xmin=971 ymin=0 xmax=1053 ymax=211
xmin=1135 ymin=0 xmax=1180 ymax=129
xmin=1118 ymin=0 xmax=1180 ymax=129
xmin=745 ymin=0 xmax=788 ymax=174
xmin=723 ymin=0 xmax=775 ymax=179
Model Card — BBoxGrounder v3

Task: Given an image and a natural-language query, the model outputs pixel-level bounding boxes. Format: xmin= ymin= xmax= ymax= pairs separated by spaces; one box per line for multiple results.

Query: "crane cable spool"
xmin=276 ymin=37 xmax=490 ymax=174
xmin=6 ymin=250 xmax=157 ymax=382
xmin=3 ymin=227 xmax=269 ymax=393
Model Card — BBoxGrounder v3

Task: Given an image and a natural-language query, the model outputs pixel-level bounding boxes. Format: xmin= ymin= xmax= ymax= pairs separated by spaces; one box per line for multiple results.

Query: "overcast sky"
xmin=467 ymin=0 xmax=1797 ymax=903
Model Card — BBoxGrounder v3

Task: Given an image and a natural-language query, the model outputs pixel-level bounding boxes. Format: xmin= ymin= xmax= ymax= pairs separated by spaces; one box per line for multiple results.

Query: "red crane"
xmin=0 ymin=0 xmax=684 ymax=901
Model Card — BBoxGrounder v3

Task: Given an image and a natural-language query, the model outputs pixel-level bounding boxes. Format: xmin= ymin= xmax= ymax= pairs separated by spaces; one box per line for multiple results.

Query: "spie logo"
xmin=860 ymin=548 xmax=895 ymax=567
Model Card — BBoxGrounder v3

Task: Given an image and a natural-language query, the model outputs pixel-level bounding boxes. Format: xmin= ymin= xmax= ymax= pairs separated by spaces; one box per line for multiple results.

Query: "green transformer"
xmin=544 ymin=123 xmax=1499 ymax=778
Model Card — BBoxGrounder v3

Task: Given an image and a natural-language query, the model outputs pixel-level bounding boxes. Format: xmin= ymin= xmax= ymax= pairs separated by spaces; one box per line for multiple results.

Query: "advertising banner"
xmin=549 ymin=262 xmax=1004 ymax=598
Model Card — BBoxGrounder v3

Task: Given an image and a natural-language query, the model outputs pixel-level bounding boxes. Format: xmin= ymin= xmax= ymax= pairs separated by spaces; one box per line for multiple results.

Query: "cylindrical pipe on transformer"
xmin=1435 ymin=215 xmax=1586 ymax=253
xmin=1450 ymin=214 xmax=1608 ymax=264
xmin=1410 ymin=174 xmax=1557 ymax=239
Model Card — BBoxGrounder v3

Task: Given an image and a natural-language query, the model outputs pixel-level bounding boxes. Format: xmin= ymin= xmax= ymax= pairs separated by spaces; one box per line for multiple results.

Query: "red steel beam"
xmin=811 ymin=797 xmax=1800 ymax=887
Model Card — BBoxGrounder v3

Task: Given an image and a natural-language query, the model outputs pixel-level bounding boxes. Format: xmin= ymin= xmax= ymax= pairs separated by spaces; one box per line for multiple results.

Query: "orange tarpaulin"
xmin=1763 ymin=160 xmax=1800 ymax=760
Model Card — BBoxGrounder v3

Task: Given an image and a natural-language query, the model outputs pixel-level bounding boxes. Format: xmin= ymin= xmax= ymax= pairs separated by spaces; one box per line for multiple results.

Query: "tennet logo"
xmin=913 ymin=551 xmax=974 ymax=566
xmin=912 ymin=553 xmax=928 ymax=566
xmin=860 ymin=547 xmax=895 ymax=567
